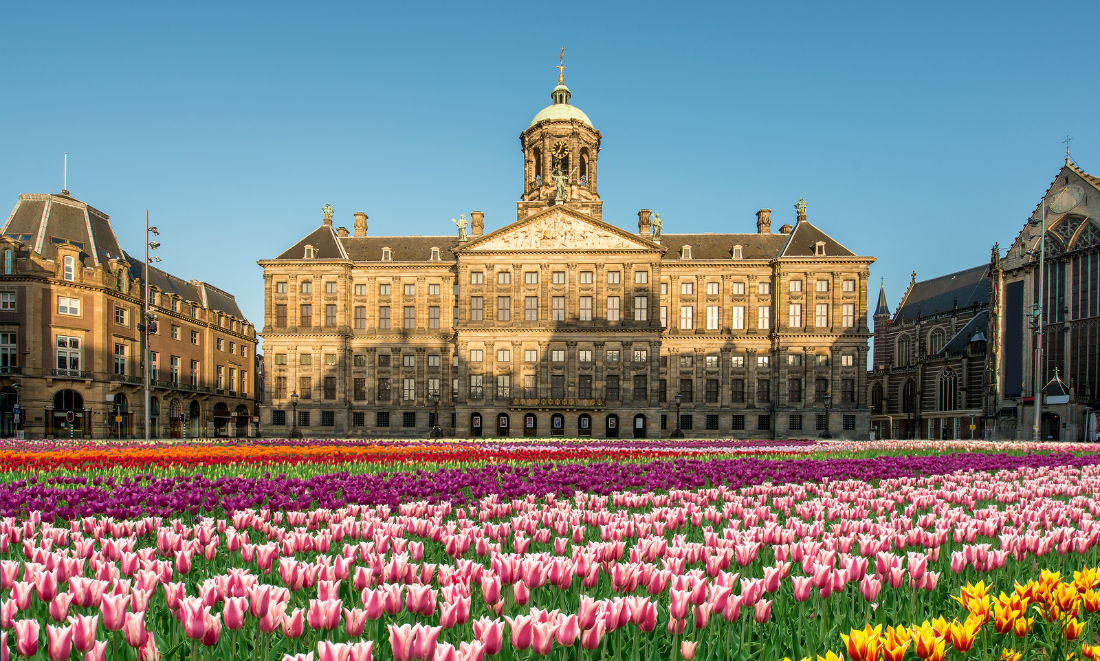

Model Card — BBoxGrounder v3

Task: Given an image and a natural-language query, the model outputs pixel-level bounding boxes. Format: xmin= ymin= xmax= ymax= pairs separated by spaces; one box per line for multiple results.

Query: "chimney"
xmin=637 ymin=209 xmax=652 ymax=236
xmin=336 ymin=226 xmax=349 ymax=238
xmin=353 ymin=212 xmax=368 ymax=237
xmin=471 ymin=211 xmax=484 ymax=237
xmin=779 ymin=224 xmax=793 ymax=234
xmin=756 ymin=209 xmax=772 ymax=234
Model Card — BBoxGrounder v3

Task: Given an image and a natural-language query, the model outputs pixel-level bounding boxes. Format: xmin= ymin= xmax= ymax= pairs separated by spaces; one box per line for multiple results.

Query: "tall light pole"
xmin=672 ymin=392 xmax=684 ymax=438
xmin=290 ymin=392 xmax=300 ymax=438
xmin=822 ymin=392 xmax=833 ymax=439
xmin=143 ymin=212 xmax=160 ymax=440
xmin=1031 ymin=181 xmax=1083 ymax=441
xmin=430 ymin=390 xmax=441 ymax=438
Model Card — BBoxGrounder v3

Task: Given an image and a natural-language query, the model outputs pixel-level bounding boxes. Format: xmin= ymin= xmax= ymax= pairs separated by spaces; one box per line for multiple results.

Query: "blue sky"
xmin=2 ymin=2 xmax=1096 ymax=346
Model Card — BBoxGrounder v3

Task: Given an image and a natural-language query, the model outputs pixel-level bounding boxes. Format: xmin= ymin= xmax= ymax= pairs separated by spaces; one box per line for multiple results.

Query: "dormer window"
xmin=303 ymin=245 xmax=315 ymax=259
xmin=732 ymin=245 xmax=743 ymax=260
xmin=814 ymin=241 xmax=826 ymax=256
xmin=681 ymin=245 xmax=692 ymax=260
xmin=62 ymin=255 xmax=76 ymax=281
xmin=382 ymin=247 xmax=392 ymax=261
xmin=430 ymin=246 xmax=441 ymax=261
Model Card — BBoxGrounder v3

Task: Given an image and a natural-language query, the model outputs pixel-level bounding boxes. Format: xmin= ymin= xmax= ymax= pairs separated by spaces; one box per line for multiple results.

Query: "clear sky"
xmin=2 ymin=1 xmax=1096 ymax=349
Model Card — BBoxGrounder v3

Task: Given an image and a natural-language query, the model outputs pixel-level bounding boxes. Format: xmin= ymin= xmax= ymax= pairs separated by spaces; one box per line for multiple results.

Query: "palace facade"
xmin=0 ymin=191 xmax=258 ymax=439
xmin=258 ymin=72 xmax=875 ymax=438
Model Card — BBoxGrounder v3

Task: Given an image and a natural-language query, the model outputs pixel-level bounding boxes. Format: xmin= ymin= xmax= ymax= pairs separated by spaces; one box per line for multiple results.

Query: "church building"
xmin=258 ymin=66 xmax=875 ymax=438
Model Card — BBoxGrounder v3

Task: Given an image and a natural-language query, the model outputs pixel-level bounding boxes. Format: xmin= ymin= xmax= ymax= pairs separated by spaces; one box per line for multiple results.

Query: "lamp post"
xmin=430 ymin=390 xmax=441 ymax=438
xmin=822 ymin=392 xmax=833 ymax=439
xmin=289 ymin=391 xmax=300 ymax=438
xmin=142 ymin=213 xmax=160 ymax=441
xmin=672 ymin=392 xmax=684 ymax=438
xmin=10 ymin=383 xmax=19 ymax=438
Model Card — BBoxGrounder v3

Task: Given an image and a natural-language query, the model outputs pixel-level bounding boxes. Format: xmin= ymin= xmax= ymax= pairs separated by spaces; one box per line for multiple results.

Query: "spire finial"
xmin=1063 ymin=135 xmax=1073 ymax=165
xmin=557 ymin=47 xmax=566 ymax=84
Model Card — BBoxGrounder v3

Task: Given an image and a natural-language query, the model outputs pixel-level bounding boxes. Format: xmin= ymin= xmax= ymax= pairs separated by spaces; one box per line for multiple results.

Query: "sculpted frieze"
xmin=473 ymin=213 xmax=641 ymax=251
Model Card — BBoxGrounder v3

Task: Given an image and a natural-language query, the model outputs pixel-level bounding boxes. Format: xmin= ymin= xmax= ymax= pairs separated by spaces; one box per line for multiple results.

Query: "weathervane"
xmin=1063 ymin=135 xmax=1073 ymax=164
xmin=557 ymin=47 xmax=566 ymax=84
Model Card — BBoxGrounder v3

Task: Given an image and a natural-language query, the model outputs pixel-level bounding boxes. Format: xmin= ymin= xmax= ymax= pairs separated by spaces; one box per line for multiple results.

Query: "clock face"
xmin=552 ymin=141 xmax=570 ymax=159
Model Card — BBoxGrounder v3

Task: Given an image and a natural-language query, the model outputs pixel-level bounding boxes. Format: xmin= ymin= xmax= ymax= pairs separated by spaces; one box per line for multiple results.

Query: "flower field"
xmin=0 ymin=439 xmax=1098 ymax=660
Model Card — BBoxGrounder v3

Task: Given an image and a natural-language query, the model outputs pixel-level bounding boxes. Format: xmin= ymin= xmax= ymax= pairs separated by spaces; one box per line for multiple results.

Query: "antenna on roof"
xmin=62 ymin=153 xmax=69 ymax=195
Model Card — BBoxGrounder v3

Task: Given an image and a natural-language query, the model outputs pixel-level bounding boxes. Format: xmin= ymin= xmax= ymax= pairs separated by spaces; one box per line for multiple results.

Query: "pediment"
xmin=461 ymin=207 xmax=659 ymax=252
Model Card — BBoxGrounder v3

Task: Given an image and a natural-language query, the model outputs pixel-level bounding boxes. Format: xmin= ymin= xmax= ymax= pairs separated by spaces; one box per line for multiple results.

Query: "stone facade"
xmin=258 ymin=75 xmax=875 ymax=439
xmin=0 ymin=192 xmax=258 ymax=439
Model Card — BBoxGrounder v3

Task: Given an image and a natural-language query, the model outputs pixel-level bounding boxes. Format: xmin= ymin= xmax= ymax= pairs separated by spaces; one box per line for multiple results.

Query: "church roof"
xmin=895 ymin=264 xmax=989 ymax=322
xmin=940 ymin=310 xmax=988 ymax=355
xmin=874 ymin=282 xmax=890 ymax=317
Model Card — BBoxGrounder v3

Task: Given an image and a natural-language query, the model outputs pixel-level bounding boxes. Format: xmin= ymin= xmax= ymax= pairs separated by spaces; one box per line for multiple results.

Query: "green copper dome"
xmin=528 ymin=83 xmax=594 ymax=129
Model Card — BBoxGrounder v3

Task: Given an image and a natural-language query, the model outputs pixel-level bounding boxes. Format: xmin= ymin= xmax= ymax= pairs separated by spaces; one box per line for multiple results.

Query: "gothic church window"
xmin=939 ymin=370 xmax=958 ymax=411
xmin=929 ymin=328 xmax=946 ymax=355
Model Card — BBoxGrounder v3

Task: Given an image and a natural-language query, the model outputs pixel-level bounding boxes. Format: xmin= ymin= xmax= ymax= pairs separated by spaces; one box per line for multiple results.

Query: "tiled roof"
xmin=276 ymin=225 xmax=348 ymax=260
xmin=341 ymin=236 xmax=461 ymax=262
xmin=779 ymin=220 xmax=857 ymax=257
xmin=940 ymin=310 xmax=988 ymax=355
xmin=658 ymin=233 xmax=787 ymax=260
xmin=895 ymin=264 xmax=989 ymax=322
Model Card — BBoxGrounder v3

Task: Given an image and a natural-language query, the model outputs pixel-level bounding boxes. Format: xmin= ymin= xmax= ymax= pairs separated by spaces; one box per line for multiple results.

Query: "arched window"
xmin=578 ymin=413 xmax=591 ymax=437
xmin=939 ymin=370 xmax=958 ymax=411
xmin=871 ymin=383 xmax=884 ymax=414
xmin=579 ymin=148 xmax=589 ymax=184
xmin=532 ymin=148 xmax=542 ymax=181
xmin=896 ymin=335 xmax=911 ymax=367
xmin=62 ymin=255 xmax=76 ymax=281
xmin=901 ymin=380 xmax=915 ymax=414
xmin=929 ymin=328 xmax=946 ymax=355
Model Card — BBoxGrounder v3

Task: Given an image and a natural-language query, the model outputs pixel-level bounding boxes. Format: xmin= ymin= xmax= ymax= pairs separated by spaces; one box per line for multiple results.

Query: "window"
xmin=114 ymin=307 xmax=127 ymax=325
xmin=525 ymin=271 xmax=539 ymax=285
xmin=469 ymin=271 xmax=484 ymax=285
xmin=758 ymin=282 xmax=771 ymax=295
xmin=352 ymin=283 xmax=366 ymax=296
xmin=679 ymin=378 xmax=693 ymax=402
xmin=929 ymin=328 xmax=946 ymax=354
xmin=427 ymin=377 xmax=440 ymax=397
xmin=731 ymin=355 xmax=745 ymax=368
xmin=324 ymin=281 xmax=338 ymax=295
xmin=787 ymin=354 xmax=802 ymax=366
xmin=606 ymin=349 xmax=619 ymax=363
xmin=428 ymin=306 xmax=439 ymax=329
xmin=398 ymin=411 xmax=414 ymax=428
xmin=271 ymin=409 xmax=287 ymax=426
xmin=169 ymin=356 xmax=180 ymax=383
xmin=841 ymin=354 xmax=855 ymax=367
xmin=470 ymin=297 xmax=483 ymax=321
xmin=842 ymin=304 xmax=855 ymax=328
xmin=275 ymin=304 xmax=287 ymax=328
xmin=381 ymin=247 xmax=392 ymax=261
xmin=404 ymin=283 xmax=416 ymax=296
xmin=377 ymin=377 xmax=391 ymax=402
xmin=62 ymin=255 xmax=76 ymax=281
xmin=376 ymin=411 xmax=390 ymax=427
xmin=379 ymin=283 xmax=391 ymax=296
xmin=321 ymin=376 xmax=335 ymax=400
xmin=758 ymin=379 xmax=771 ymax=402
xmin=789 ymin=280 xmax=802 ymax=292
xmin=661 ymin=283 xmax=668 ymax=295
xmin=378 ymin=306 xmax=391 ymax=329
xmin=350 ymin=411 xmax=365 ymax=427
xmin=633 ymin=296 xmax=648 ymax=321
xmin=297 ymin=410 xmax=311 ymax=427
xmin=757 ymin=414 xmax=771 ymax=431
xmin=497 ymin=348 xmax=511 ymax=363
xmin=402 ymin=354 xmax=415 ymax=368
xmin=679 ymin=306 xmax=693 ymax=329
xmin=404 ymin=306 xmax=416 ymax=329
xmin=705 ymin=379 xmax=719 ymax=403
xmin=579 ymin=271 xmax=593 ymax=284
xmin=217 ymin=338 xmax=224 ymax=351
xmin=57 ymin=296 xmax=80 ymax=316
xmin=2 ymin=250 xmax=11 ymax=275
xmin=815 ymin=378 xmax=829 ymax=403
xmin=896 ymin=336 xmax=911 ymax=366
xmin=551 ymin=374 xmax=565 ymax=398
xmin=789 ymin=378 xmax=802 ymax=403
xmin=815 ymin=354 xmax=830 ymax=367
xmin=300 ymin=304 xmax=313 ymax=327
xmin=607 ymin=271 xmax=620 ymax=284
xmin=606 ymin=375 xmax=620 ymax=401
xmin=660 ymin=306 xmax=668 ymax=327
xmin=635 ymin=270 xmax=649 ymax=284
xmin=552 ymin=271 xmax=565 ymax=285
xmin=939 ymin=370 xmax=958 ymax=411
xmin=843 ymin=279 xmax=856 ymax=292
xmin=111 ymin=343 xmax=126 ymax=375
xmin=681 ymin=281 xmax=694 ymax=295
xmin=190 ymin=360 xmax=200 ymax=387
xmin=843 ymin=415 xmax=856 ymax=431
xmin=679 ymin=414 xmax=693 ymax=430
xmin=301 ymin=281 xmax=312 ymax=294
xmin=579 ymin=296 xmax=592 ymax=321
xmin=187 ymin=330 xmax=197 ymax=346
xmin=815 ymin=304 xmax=829 ymax=327
xmin=570 ymin=349 xmax=589 ymax=365
xmin=680 ymin=354 xmax=694 ymax=368
xmin=842 ymin=378 xmax=855 ymax=404
xmin=377 ymin=353 xmax=390 ymax=367
xmin=659 ymin=379 xmax=667 ymax=402
xmin=551 ymin=349 xmax=565 ymax=362
xmin=788 ymin=303 xmax=802 ymax=328
xmin=496 ymin=375 xmax=511 ymax=398
xmin=469 ymin=349 xmax=483 ymax=362
xmin=705 ymin=355 xmax=719 ymax=369
xmin=523 ymin=296 xmax=538 ymax=321
xmin=355 ymin=306 xmax=367 ymax=329
xmin=789 ymin=414 xmax=802 ymax=431
xmin=706 ymin=305 xmax=719 ymax=330
xmin=524 ymin=349 xmax=538 ymax=362
xmin=757 ymin=306 xmax=770 ymax=330
xmin=757 ymin=355 xmax=770 ymax=367
xmin=551 ymin=296 xmax=565 ymax=321
xmin=468 ymin=374 xmax=483 ymax=399
xmin=606 ymin=296 xmax=620 ymax=321
xmin=0 ymin=293 xmax=14 ymax=311
xmin=732 ymin=414 xmax=745 ymax=430
xmin=403 ymin=378 xmax=416 ymax=401
xmin=496 ymin=271 xmax=511 ymax=285
xmin=427 ymin=354 xmax=440 ymax=368
xmin=706 ymin=414 xmax=719 ymax=430
xmin=731 ymin=282 xmax=745 ymax=295
xmin=634 ymin=349 xmax=648 ymax=363
xmin=633 ymin=374 xmax=647 ymax=401
xmin=428 ymin=283 xmax=440 ymax=296
xmin=497 ymin=296 xmax=511 ymax=321
xmin=730 ymin=379 xmax=745 ymax=403
xmin=816 ymin=279 xmax=829 ymax=292
xmin=326 ymin=304 xmax=338 ymax=327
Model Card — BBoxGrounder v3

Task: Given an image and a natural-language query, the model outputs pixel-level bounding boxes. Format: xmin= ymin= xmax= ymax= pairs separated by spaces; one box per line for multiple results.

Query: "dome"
xmin=528 ymin=84 xmax=594 ymax=129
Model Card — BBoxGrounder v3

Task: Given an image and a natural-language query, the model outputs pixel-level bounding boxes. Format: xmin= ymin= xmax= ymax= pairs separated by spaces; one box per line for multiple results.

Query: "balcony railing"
xmin=51 ymin=368 xmax=92 ymax=379
xmin=0 ymin=366 xmax=22 ymax=376
xmin=109 ymin=373 xmax=142 ymax=385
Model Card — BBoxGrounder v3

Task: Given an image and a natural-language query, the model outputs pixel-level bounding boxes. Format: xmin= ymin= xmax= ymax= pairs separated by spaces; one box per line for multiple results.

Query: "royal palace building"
xmin=0 ymin=191 xmax=258 ymax=439
xmin=259 ymin=71 xmax=875 ymax=439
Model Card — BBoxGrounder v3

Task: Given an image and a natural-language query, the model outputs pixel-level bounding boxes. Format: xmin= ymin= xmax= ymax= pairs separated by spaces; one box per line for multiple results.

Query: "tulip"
xmin=179 ymin=598 xmax=209 ymax=641
xmin=681 ymin=640 xmax=697 ymax=661
xmin=860 ymin=575 xmax=882 ymax=603
xmin=48 ymin=594 xmax=72 ymax=622
xmin=139 ymin=632 xmax=161 ymax=661
xmin=68 ymin=614 xmax=98 ymax=653
xmin=259 ymin=602 xmax=287 ymax=635
xmin=753 ymin=598 xmax=772 ymax=623
xmin=388 ymin=624 xmax=414 ymax=661
xmin=317 ymin=641 xmax=351 ymax=661
xmin=344 ymin=607 xmax=368 ymax=637
xmin=121 ymin=611 xmax=148 ymax=648
xmin=85 ymin=640 xmax=107 ymax=661
xmin=8 ymin=584 xmax=31 ymax=612
xmin=555 ymin=614 xmax=580 ymax=646
xmin=282 ymin=609 xmax=305 ymax=638
xmin=12 ymin=620 xmax=37 ymax=658
xmin=348 ymin=640 xmax=373 ymax=661
xmin=0 ymin=600 xmax=16 ymax=628
xmin=579 ymin=621 xmax=605 ymax=650
xmin=45 ymin=624 xmax=72 ymax=661
xmin=223 ymin=596 xmax=247 ymax=631
xmin=505 ymin=614 xmax=534 ymax=651
xmin=513 ymin=580 xmax=529 ymax=606
xmin=472 ymin=617 xmax=504 ymax=656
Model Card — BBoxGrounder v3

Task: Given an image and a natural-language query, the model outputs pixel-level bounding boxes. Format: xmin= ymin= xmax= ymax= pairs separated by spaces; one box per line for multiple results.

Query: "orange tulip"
xmin=999 ymin=649 xmax=1022 ymax=661
xmin=1012 ymin=615 xmax=1034 ymax=638
xmin=1081 ymin=589 xmax=1100 ymax=614
xmin=992 ymin=598 xmax=1022 ymax=634
xmin=842 ymin=624 xmax=882 ymax=661
xmin=1064 ymin=616 xmax=1085 ymax=641
xmin=1073 ymin=568 xmax=1100 ymax=592
xmin=948 ymin=618 xmax=980 ymax=653
xmin=880 ymin=635 xmax=909 ymax=661
xmin=818 ymin=654 xmax=844 ymax=661
xmin=911 ymin=622 xmax=944 ymax=661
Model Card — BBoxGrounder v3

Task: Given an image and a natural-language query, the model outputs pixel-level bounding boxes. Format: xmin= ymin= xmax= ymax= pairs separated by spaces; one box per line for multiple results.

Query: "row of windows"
xmin=271 ymin=409 xmax=426 ymax=429
xmin=276 ymin=281 xmax=446 ymax=297
xmin=662 ymin=278 xmax=857 ymax=296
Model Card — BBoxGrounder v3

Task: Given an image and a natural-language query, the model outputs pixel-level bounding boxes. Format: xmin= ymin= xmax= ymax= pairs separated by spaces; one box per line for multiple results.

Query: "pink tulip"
xmin=348 ymin=640 xmax=374 ymax=661
xmin=9 ymin=584 xmax=31 ymax=611
xmin=68 ymin=614 xmax=98 ymax=653
xmin=13 ymin=620 xmax=37 ymax=658
xmin=669 ymin=588 xmax=690 ymax=620
xmin=753 ymin=598 xmax=772 ymax=623
xmin=282 ymin=609 xmax=304 ymax=638
xmin=248 ymin=584 xmax=272 ymax=619
xmin=139 ymin=632 xmax=160 ymax=661
xmin=35 ymin=572 xmax=58 ymax=603
xmin=317 ymin=580 xmax=341 ymax=601
xmin=259 ymin=602 xmax=287 ymax=635
xmin=307 ymin=599 xmax=342 ymax=630
xmin=668 ymin=617 xmax=686 ymax=635
xmin=860 ymin=575 xmax=882 ymax=602
xmin=479 ymin=575 xmax=500 ymax=604
xmin=223 ymin=596 xmax=247 ymax=631
xmin=381 ymin=584 xmax=404 ymax=616
xmin=85 ymin=640 xmax=107 ymax=661
xmin=46 ymin=624 xmax=72 ymax=661
xmin=555 ymin=613 xmax=580 ymax=646
xmin=791 ymin=575 xmax=814 ymax=602
xmin=361 ymin=588 xmax=384 ymax=619
xmin=512 ymin=580 xmax=529 ymax=606
xmin=123 ymin=611 xmax=148 ymax=648
xmin=388 ymin=623 xmax=415 ymax=661
xmin=440 ymin=601 xmax=461 ymax=629
xmin=578 ymin=595 xmax=601 ymax=630
xmin=48 ymin=594 xmax=72 ymax=622
xmin=1 ymin=632 xmax=6 ymax=661
xmin=504 ymin=614 xmax=533 ymax=651
xmin=434 ymin=642 xmax=458 ymax=661
xmin=0 ymin=599 xmax=16 ymax=628
xmin=692 ymin=603 xmax=711 ymax=630
xmin=580 ymin=621 xmax=605 ymax=650
xmin=411 ymin=624 xmax=441 ymax=660
xmin=317 ymin=641 xmax=351 ymax=661
xmin=342 ymin=607 xmax=367 ymax=637
xmin=472 ymin=617 xmax=504 ymax=656
xmin=681 ymin=640 xmax=698 ymax=661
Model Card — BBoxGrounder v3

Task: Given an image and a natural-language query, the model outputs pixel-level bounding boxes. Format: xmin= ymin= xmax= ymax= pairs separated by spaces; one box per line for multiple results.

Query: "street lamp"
xmin=430 ymin=390 xmax=441 ymax=438
xmin=671 ymin=392 xmax=684 ymax=438
xmin=822 ymin=392 xmax=833 ymax=439
xmin=142 ymin=212 xmax=160 ymax=441
xmin=289 ymin=392 xmax=300 ymax=438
